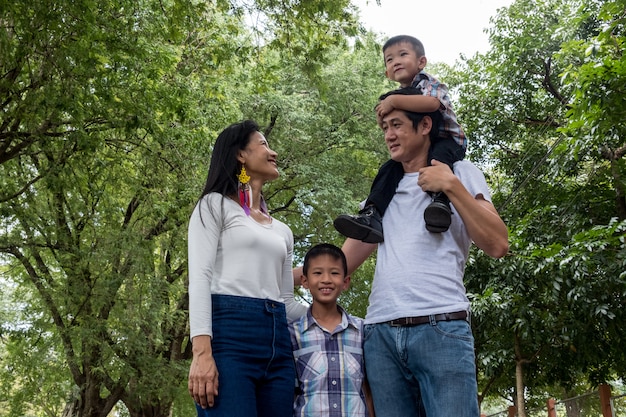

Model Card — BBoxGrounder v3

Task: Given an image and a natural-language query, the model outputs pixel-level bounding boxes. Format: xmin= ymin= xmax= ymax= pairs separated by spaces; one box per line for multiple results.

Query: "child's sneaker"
xmin=424 ymin=192 xmax=451 ymax=233
xmin=333 ymin=205 xmax=384 ymax=243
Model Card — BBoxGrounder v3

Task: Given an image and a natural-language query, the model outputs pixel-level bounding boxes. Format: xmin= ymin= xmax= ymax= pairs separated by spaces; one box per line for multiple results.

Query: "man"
xmin=342 ymin=88 xmax=509 ymax=417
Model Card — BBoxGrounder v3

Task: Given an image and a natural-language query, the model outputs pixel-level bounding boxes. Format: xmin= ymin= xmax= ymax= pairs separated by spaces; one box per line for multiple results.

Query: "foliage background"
xmin=0 ymin=0 xmax=624 ymax=416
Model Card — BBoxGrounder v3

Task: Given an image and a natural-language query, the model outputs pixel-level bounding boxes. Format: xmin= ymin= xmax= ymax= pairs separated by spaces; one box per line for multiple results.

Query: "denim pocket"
xmin=433 ymin=319 xmax=473 ymax=342
xmin=363 ymin=323 xmax=375 ymax=341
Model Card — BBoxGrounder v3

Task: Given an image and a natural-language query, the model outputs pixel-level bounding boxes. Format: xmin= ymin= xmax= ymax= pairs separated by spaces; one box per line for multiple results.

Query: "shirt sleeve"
xmin=188 ymin=194 xmax=222 ymax=339
xmin=280 ymin=225 xmax=307 ymax=321
xmin=455 ymin=161 xmax=493 ymax=202
xmin=419 ymin=77 xmax=451 ymax=111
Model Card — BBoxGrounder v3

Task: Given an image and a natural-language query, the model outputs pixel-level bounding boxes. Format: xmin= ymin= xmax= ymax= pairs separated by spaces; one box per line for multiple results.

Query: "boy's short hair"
xmin=303 ymin=243 xmax=348 ymax=277
xmin=382 ymin=35 xmax=426 ymax=57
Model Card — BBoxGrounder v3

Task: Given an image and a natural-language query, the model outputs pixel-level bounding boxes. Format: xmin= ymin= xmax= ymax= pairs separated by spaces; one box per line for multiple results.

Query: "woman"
xmin=187 ymin=120 xmax=307 ymax=417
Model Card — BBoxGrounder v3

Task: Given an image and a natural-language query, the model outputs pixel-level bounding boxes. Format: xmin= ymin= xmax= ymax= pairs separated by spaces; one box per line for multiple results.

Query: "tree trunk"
xmin=610 ymin=155 xmax=626 ymax=220
xmin=60 ymin=384 xmax=120 ymax=417
xmin=61 ymin=398 xmax=116 ymax=417
xmin=514 ymin=333 xmax=527 ymax=417
xmin=125 ymin=401 xmax=174 ymax=417
xmin=61 ymin=398 xmax=81 ymax=417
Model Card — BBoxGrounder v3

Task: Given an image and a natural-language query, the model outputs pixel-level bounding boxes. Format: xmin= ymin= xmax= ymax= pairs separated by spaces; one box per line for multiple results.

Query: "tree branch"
xmin=6 ymin=246 xmax=83 ymax=385
xmin=542 ymin=57 xmax=568 ymax=105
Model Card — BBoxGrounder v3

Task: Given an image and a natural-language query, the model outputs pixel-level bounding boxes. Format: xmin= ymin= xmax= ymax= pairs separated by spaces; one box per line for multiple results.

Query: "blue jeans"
xmin=363 ymin=318 xmax=479 ymax=417
xmin=196 ymin=294 xmax=295 ymax=417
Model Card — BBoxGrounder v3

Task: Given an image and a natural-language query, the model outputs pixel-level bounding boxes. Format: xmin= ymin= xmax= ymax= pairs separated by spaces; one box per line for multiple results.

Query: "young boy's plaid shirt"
xmin=290 ymin=307 xmax=368 ymax=417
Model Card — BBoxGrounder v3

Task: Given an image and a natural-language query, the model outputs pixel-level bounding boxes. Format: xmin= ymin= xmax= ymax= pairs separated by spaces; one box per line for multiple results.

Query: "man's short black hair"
xmin=379 ymin=87 xmax=441 ymax=136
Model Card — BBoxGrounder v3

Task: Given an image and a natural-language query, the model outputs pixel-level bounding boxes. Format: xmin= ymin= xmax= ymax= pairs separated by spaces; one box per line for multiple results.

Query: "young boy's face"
xmin=383 ymin=41 xmax=427 ymax=87
xmin=302 ymin=254 xmax=350 ymax=305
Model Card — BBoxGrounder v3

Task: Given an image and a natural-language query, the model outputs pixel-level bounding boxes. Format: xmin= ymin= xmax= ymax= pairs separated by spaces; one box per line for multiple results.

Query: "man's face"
xmin=380 ymin=109 xmax=429 ymax=165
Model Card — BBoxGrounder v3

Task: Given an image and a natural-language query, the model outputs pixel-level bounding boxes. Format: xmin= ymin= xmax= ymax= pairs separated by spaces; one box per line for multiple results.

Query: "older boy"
xmin=334 ymin=35 xmax=467 ymax=240
xmin=290 ymin=243 xmax=374 ymax=417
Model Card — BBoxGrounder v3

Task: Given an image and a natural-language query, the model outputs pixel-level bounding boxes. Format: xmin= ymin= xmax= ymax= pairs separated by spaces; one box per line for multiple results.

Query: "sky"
xmin=353 ymin=0 xmax=515 ymax=65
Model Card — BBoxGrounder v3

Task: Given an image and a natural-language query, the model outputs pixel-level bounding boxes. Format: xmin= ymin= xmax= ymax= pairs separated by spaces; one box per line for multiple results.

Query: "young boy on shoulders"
xmin=334 ymin=35 xmax=467 ymax=241
xmin=290 ymin=243 xmax=375 ymax=417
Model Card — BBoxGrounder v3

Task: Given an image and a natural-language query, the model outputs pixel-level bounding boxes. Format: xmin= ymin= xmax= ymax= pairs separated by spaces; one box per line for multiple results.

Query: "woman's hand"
xmin=188 ymin=335 xmax=219 ymax=409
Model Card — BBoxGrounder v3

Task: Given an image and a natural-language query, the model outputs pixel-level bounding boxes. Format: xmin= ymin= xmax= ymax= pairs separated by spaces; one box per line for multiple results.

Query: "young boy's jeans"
xmin=195 ymin=294 xmax=294 ymax=417
xmin=363 ymin=318 xmax=479 ymax=417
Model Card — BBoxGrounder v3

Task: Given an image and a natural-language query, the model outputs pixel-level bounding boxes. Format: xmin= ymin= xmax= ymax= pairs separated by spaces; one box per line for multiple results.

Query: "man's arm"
xmin=455 ymin=195 xmax=509 ymax=258
xmin=418 ymin=161 xmax=509 ymax=258
xmin=362 ymin=378 xmax=376 ymax=417
xmin=293 ymin=266 xmax=303 ymax=287
xmin=341 ymin=238 xmax=378 ymax=275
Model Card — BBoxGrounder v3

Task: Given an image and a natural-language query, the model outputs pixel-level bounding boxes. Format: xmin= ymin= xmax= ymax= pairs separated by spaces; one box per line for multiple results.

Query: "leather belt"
xmin=388 ymin=311 xmax=468 ymax=326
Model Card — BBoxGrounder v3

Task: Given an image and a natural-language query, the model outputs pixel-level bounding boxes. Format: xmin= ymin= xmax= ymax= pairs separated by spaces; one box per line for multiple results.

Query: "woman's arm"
xmin=282 ymin=230 xmax=308 ymax=321
xmin=188 ymin=196 xmax=221 ymax=338
xmin=187 ymin=196 xmax=223 ymax=408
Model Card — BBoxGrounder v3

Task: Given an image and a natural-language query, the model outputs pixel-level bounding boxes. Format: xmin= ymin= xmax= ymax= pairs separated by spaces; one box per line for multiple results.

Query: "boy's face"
xmin=383 ymin=42 xmax=427 ymax=87
xmin=302 ymin=254 xmax=350 ymax=305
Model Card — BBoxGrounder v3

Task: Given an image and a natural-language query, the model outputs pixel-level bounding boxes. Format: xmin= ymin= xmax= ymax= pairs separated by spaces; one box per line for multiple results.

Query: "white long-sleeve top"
xmin=188 ymin=193 xmax=307 ymax=339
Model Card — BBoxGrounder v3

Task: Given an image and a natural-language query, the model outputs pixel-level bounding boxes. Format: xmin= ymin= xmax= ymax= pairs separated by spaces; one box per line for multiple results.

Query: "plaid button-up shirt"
xmin=290 ymin=307 xmax=368 ymax=417
xmin=413 ymin=70 xmax=467 ymax=149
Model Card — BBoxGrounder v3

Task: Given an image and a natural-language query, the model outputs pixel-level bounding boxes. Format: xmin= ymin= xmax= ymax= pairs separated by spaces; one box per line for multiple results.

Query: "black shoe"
xmin=424 ymin=193 xmax=451 ymax=233
xmin=333 ymin=205 xmax=384 ymax=243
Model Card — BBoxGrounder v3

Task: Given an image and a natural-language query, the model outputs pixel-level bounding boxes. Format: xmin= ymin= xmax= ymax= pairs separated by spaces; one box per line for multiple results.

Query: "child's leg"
xmin=365 ymin=159 xmax=405 ymax=214
xmin=333 ymin=160 xmax=403 ymax=243
xmin=428 ymin=136 xmax=466 ymax=169
xmin=424 ymin=138 xmax=466 ymax=233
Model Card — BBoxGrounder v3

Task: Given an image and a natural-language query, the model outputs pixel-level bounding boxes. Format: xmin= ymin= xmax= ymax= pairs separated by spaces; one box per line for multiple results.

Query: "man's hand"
xmin=417 ymin=160 xmax=454 ymax=193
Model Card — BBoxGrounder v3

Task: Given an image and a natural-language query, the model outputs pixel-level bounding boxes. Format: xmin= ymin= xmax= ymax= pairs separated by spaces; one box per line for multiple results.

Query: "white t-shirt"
xmin=365 ymin=160 xmax=491 ymax=324
xmin=188 ymin=193 xmax=307 ymax=338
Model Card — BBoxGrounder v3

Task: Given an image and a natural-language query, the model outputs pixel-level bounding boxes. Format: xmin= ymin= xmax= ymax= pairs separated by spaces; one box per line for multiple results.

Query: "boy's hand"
xmin=375 ymin=96 xmax=395 ymax=118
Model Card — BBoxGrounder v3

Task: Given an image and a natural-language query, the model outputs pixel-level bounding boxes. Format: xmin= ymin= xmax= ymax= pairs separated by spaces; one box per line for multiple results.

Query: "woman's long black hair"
xmin=199 ymin=120 xmax=260 ymax=201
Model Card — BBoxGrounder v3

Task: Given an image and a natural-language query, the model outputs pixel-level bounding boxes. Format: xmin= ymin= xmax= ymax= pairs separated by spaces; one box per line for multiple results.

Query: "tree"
xmin=452 ymin=0 xmax=626 ymax=413
xmin=5 ymin=0 xmax=622 ymax=414
xmin=0 ymin=0 xmax=369 ymax=415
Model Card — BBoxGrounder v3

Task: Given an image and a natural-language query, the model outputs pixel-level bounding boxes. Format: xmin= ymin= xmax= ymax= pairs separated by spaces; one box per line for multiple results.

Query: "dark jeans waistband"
xmin=212 ymin=294 xmax=286 ymax=314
